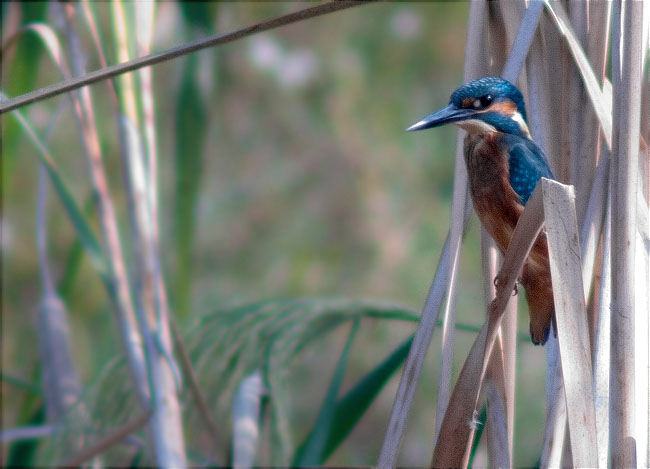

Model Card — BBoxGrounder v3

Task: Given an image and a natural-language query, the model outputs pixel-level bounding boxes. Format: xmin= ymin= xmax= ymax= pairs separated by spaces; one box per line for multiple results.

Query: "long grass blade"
xmin=293 ymin=319 xmax=360 ymax=466
xmin=174 ymin=52 xmax=206 ymax=320
xmin=1 ymin=2 xmax=47 ymax=180
xmin=3 ymin=102 xmax=108 ymax=279
xmin=297 ymin=335 xmax=413 ymax=464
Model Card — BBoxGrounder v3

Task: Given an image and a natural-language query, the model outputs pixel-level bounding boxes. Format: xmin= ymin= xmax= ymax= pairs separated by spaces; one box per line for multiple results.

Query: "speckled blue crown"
xmin=449 ymin=77 xmax=527 ymax=123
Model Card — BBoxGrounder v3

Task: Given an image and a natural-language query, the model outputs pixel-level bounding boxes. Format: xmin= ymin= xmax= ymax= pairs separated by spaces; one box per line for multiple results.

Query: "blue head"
xmin=407 ymin=77 xmax=531 ymax=138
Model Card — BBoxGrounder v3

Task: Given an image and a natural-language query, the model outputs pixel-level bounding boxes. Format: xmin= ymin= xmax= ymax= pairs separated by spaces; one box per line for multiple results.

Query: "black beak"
xmin=406 ymin=104 xmax=476 ymax=132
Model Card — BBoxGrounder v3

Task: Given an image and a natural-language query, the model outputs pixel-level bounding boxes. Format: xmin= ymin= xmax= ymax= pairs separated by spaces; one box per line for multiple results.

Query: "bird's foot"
xmin=493 ymin=275 xmax=519 ymax=296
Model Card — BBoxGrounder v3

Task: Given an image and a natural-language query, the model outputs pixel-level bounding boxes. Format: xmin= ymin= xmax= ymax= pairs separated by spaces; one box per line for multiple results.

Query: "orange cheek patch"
xmin=462 ymin=97 xmax=474 ymax=108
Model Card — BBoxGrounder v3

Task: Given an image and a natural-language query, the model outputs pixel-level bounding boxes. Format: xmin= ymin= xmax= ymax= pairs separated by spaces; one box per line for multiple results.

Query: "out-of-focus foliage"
xmin=1 ymin=2 xmax=549 ymax=466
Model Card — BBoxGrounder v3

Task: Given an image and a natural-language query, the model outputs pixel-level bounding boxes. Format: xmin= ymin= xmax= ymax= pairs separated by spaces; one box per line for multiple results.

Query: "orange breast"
xmin=464 ymin=132 xmax=554 ymax=345
xmin=464 ymin=133 xmax=522 ymax=253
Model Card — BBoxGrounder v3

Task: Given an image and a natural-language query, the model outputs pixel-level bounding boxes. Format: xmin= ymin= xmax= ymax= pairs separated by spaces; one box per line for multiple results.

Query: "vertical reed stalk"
xmin=58 ymin=4 xmax=151 ymax=410
xmin=35 ymin=108 xmax=84 ymax=456
xmin=110 ymin=0 xmax=187 ymax=465
xmin=609 ymin=0 xmax=643 ymax=466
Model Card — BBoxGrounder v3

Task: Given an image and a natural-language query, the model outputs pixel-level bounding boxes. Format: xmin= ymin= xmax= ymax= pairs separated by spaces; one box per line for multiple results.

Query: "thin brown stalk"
xmin=0 ymin=1 xmax=378 ymax=114
xmin=170 ymin=317 xmax=223 ymax=449
xmin=59 ymin=410 xmax=152 ymax=468
xmin=609 ymin=0 xmax=643 ymax=466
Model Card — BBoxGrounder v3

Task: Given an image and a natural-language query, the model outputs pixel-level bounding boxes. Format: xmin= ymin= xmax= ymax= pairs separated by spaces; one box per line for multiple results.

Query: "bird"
xmin=407 ymin=76 xmax=554 ymax=345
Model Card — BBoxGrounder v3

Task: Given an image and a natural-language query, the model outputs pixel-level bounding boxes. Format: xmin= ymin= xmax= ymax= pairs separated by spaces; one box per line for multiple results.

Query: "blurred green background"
xmin=2 ymin=2 xmax=547 ymax=466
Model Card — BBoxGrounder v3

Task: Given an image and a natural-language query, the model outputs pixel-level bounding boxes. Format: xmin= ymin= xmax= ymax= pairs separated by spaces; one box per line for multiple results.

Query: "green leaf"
xmin=321 ymin=335 xmax=414 ymax=460
xmin=174 ymin=52 xmax=207 ymax=319
xmin=294 ymin=330 xmax=412 ymax=465
xmin=5 ymin=103 xmax=110 ymax=285
xmin=6 ymin=402 xmax=45 ymax=467
xmin=2 ymin=3 xmax=48 ymax=181
xmin=293 ymin=318 xmax=360 ymax=466
xmin=58 ymin=195 xmax=94 ymax=299
xmin=178 ymin=1 xmax=218 ymax=32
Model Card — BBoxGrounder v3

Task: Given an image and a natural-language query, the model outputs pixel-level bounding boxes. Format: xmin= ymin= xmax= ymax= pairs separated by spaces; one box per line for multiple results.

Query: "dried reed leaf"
xmin=431 ymin=0 xmax=495 ymax=446
xmin=1 ymin=23 xmax=70 ymax=78
xmin=542 ymin=179 xmax=598 ymax=468
xmin=544 ymin=1 xmax=613 ymax=147
xmin=483 ymin=337 xmax=510 ymax=468
xmin=538 ymin=9 xmax=569 ymax=180
xmin=377 ymin=234 xmax=453 ymax=467
xmin=481 ymin=228 xmax=516 ymax=462
xmin=500 ymin=1 xmax=544 ymax=85
xmin=431 ymin=182 xmax=546 ymax=468
xmin=540 ymin=335 xmax=566 ymax=468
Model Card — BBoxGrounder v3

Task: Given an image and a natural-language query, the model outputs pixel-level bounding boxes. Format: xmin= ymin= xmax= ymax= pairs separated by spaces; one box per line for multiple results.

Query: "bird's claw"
xmin=493 ymin=275 xmax=519 ymax=296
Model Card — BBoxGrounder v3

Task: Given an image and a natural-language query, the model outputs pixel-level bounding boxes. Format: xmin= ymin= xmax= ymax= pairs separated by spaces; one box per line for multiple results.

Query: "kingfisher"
xmin=407 ymin=77 xmax=554 ymax=345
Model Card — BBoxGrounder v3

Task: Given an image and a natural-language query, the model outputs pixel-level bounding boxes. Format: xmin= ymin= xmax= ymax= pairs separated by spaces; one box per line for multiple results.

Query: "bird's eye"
xmin=479 ymin=94 xmax=493 ymax=107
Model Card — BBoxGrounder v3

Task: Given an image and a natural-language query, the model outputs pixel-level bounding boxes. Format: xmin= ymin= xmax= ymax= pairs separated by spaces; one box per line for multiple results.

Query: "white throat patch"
xmin=455 ymin=119 xmax=497 ymax=134
xmin=511 ymin=111 xmax=531 ymax=138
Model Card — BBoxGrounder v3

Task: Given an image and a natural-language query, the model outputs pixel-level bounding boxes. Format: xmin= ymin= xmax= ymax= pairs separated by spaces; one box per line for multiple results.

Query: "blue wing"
xmin=501 ymin=134 xmax=554 ymax=205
